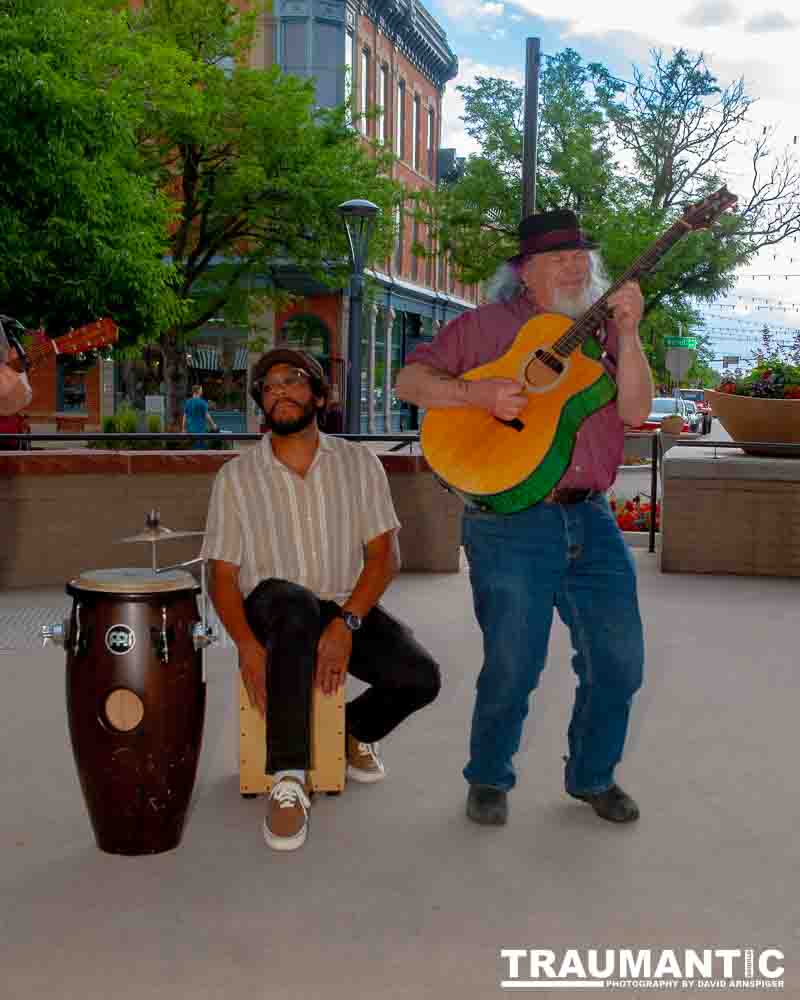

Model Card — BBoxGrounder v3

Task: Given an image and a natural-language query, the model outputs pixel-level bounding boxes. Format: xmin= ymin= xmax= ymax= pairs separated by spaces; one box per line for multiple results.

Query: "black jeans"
xmin=243 ymin=579 xmax=441 ymax=773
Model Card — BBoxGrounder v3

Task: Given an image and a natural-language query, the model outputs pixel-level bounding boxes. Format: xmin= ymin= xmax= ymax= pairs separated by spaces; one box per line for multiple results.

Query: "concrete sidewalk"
xmin=1 ymin=554 xmax=797 ymax=998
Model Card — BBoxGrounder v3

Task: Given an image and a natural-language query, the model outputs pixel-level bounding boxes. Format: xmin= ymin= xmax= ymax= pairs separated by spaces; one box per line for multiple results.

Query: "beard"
xmin=549 ymin=283 xmax=598 ymax=319
xmin=266 ymin=398 xmax=319 ymax=436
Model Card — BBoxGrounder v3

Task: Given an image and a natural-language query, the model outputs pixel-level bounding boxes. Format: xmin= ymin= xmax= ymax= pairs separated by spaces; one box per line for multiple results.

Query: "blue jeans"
xmin=462 ymin=494 xmax=644 ymax=795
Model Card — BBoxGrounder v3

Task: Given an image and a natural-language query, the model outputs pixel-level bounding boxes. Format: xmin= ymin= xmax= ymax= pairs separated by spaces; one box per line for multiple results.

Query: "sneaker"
xmin=346 ymin=734 xmax=386 ymax=783
xmin=263 ymin=778 xmax=311 ymax=851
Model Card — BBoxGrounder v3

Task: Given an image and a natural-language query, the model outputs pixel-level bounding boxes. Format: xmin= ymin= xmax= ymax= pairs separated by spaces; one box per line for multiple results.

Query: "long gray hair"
xmin=486 ymin=251 xmax=611 ymax=312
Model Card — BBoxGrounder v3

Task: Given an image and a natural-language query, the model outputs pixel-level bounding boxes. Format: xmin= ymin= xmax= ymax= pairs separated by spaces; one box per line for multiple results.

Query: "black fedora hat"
xmin=509 ymin=209 xmax=598 ymax=263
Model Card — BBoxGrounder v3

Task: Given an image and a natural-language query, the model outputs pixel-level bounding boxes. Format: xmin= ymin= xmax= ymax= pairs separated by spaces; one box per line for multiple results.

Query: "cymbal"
xmin=117 ymin=527 xmax=205 ymax=543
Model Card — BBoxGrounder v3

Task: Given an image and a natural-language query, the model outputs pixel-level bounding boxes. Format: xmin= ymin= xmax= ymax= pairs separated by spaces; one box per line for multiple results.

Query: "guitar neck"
xmin=554 ymin=219 xmax=692 ymax=357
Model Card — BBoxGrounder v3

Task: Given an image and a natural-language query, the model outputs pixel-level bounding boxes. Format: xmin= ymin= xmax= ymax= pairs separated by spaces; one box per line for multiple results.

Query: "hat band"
xmin=519 ymin=228 xmax=590 ymax=256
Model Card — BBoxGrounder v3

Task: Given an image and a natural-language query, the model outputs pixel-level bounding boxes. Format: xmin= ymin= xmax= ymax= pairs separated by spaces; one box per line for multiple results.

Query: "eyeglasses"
xmin=259 ymin=369 xmax=311 ymax=395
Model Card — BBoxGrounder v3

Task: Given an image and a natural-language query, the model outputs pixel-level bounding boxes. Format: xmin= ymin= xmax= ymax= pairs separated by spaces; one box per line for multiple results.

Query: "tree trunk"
xmin=161 ymin=332 xmax=188 ymax=431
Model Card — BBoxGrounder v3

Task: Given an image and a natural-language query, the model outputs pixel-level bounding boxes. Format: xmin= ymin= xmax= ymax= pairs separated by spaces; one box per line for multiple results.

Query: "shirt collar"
xmin=260 ymin=430 xmax=334 ymax=469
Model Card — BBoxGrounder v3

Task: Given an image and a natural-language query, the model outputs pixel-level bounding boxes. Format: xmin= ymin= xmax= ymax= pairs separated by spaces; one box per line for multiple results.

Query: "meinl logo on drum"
xmin=105 ymin=624 xmax=136 ymax=655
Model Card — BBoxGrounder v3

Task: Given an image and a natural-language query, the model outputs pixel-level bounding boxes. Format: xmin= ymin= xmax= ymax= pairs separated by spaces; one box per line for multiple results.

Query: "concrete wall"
xmin=0 ymin=450 xmax=463 ymax=589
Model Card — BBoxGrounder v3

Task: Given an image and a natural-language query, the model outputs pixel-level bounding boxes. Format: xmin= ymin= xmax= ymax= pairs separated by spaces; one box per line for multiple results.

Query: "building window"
xmin=394 ymin=203 xmax=403 ymax=272
xmin=396 ymin=79 xmax=405 ymax=159
xmin=360 ymin=49 xmax=369 ymax=134
xmin=344 ymin=29 xmax=353 ymax=114
xmin=283 ymin=21 xmax=307 ymax=78
xmin=314 ymin=21 xmax=343 ymax=108
xmin=427 ymin=107 xmax=435 ymax=177
xmin=413 ymin=95 xmax=420 ymax=171
xmin=426 ymin=231 xmax=434 ymax=286
xmin=377 ymin=64 xmax=388 ymax=143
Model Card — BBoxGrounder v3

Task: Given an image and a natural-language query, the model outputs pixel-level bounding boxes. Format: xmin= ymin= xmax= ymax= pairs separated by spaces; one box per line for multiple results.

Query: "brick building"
xmin=260 ymin=0 xmax=478 ymax=432
xmin=25 ymin=0 xmax=475 ymax=434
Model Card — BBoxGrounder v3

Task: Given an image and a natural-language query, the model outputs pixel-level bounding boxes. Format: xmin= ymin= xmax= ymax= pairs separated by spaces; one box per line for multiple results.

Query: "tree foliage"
xmin=0 ymin=0 xmax=400 ymax=423
xmin=425 ymin=45 xmax=800 ymax=380
xmin=0 ymin=0 xmax=180 ymax=339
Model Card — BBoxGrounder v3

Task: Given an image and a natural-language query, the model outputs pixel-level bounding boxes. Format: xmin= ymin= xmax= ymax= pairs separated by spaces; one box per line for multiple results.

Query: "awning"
xmin=189 ymin=347 xmax=221 ymax=371
xmin=233 ymin=347 xmax=250 ymax=371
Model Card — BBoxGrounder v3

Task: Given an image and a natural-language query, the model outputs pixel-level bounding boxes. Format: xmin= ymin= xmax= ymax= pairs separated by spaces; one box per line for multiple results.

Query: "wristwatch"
xmin=336 ymin=608 xmax=362 ymax=632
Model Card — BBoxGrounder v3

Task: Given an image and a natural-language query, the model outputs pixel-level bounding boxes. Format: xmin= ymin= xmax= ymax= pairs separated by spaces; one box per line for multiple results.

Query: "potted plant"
xmin=706 ymin=359 xmax=800 ymax=456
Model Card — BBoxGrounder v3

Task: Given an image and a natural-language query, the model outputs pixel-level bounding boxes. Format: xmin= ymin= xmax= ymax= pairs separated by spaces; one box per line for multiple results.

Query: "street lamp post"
xmin=338 ymin=199 xmax=379 ymax=435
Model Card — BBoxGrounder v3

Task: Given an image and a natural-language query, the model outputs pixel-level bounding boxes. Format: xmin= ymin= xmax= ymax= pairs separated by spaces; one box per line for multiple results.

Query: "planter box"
xmin=660 ymin=449 xmax=800 ymax=577
xmin=706 ymin=389 xmax=800 ymax=457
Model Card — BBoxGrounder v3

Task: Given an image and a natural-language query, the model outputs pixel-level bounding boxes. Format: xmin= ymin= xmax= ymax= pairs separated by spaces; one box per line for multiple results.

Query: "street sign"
xmin=664 ymin=335 xmax=698 ymax=349
xmin=665 ymin=347 xmax=694 ymax=382
xmin=722 ymin=356 xmax=739 ymax=368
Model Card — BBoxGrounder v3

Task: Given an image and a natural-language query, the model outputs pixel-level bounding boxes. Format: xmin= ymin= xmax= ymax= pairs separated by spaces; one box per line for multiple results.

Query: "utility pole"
xmin=521 ymin=37 xmax=541 ymax=219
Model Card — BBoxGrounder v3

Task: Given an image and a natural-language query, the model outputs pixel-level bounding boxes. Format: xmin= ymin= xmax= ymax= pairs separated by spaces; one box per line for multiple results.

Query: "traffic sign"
xmin=664 ymin=335 xmax=698 ymax=349
xmin=665 ymin=347 xmax=694 ymax=381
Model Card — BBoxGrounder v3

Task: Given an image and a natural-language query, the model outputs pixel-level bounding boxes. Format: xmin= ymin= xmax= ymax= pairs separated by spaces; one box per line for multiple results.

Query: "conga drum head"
xmin=64 ymin=566 xmax=206 ymax=855
xmin=69 ymin=566 xmax=199 ymax=596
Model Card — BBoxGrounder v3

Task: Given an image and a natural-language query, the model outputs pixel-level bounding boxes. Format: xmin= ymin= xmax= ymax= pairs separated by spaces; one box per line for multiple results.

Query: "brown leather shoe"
xmin=466 ymin=784 xmax=508 ymax=826
xmin=263 ymin=778 xmax=311 ymax=850
xmin=568 ymin=784 xmax=640 ymax=823
xmin=346 ymin=734 xmax=386 ymax=783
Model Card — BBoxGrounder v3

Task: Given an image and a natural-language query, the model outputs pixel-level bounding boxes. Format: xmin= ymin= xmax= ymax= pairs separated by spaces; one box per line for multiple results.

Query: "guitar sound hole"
xmin=525 ymin=350 xmax=564 ymax=387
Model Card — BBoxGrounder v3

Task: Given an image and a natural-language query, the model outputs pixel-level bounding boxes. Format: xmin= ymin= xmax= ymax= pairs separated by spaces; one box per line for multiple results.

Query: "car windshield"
xmin=651 ymin=398 xmax=680 ymax=413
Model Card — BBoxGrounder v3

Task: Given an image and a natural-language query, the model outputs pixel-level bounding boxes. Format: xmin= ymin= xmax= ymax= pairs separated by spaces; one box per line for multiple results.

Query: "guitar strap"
xmin=0 ymin=316 xmax=29 ymax=372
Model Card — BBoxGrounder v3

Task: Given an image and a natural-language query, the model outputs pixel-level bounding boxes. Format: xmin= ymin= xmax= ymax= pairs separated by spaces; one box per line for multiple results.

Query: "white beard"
xmin=549 ymin=285 xmax=597 ymax=319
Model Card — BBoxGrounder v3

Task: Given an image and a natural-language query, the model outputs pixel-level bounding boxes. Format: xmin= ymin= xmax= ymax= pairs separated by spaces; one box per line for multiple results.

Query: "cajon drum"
xmin=239 ymin=679 xmax=346 ymax=794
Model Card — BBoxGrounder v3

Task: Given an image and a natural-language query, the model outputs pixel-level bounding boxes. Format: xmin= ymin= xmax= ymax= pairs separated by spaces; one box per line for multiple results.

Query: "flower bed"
xmin=718 ymin=360 xmax=800 ymax=398
xmin=608 ymin=494 xmax=660 ymax=532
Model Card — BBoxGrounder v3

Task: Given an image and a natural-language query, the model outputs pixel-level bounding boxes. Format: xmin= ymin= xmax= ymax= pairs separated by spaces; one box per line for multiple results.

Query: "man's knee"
xmin=245 ymin=579 xmax=319 ymax=635
xmin=407 ymin=654 xmax=441 ymax=708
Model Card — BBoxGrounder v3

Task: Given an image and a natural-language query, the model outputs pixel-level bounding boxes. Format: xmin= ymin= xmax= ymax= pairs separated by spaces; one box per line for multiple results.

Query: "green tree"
xmin=0 ymin=0 xmax=180 ymax=342
xmin=123 ymin=0 xmax=398 ymax=425
xmin=423 ymin=46 xmax=800 ymax=374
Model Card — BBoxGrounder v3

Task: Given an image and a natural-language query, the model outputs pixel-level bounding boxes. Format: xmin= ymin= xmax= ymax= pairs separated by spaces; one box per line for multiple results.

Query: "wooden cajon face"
xmin=238 ymin=679 xmax=346 ymax=794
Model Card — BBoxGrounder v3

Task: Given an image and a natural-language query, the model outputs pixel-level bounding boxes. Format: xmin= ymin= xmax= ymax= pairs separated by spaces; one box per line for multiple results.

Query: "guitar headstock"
xmin=56 ymin=318 xmax=118 ymax=354
xmin=682 ymin=186 xmax=738 ymax=230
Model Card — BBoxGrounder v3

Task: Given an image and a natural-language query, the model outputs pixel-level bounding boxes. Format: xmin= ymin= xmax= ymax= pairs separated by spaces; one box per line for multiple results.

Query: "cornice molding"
xmin=348 ymin=0 xmax=458 ymax=89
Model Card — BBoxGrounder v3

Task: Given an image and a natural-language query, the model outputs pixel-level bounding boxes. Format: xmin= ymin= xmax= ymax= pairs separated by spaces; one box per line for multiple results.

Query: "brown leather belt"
xmin=543 ymin=487 xmax=595 ymax=505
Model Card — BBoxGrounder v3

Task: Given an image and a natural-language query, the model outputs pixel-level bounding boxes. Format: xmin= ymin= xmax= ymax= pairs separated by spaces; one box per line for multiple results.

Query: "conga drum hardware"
xmin=116 ymin=509 xmax=205 ymax=572
xmin=41 ymin=618 xmax=69 ymax=647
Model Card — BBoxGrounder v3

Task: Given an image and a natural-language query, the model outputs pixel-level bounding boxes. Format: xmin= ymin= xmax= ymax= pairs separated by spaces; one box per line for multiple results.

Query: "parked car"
xmin=683 ymin=400 xmax=703 ymax=433
xmin=640 ymin=397 xmax=691 ymax=433
xmin=678 ymin=388 xmax=712 ymax=433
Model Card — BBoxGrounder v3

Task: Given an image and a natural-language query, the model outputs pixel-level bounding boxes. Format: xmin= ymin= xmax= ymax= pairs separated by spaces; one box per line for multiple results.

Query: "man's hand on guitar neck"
xmin=466 ymin=378 xmax=528 ymax=421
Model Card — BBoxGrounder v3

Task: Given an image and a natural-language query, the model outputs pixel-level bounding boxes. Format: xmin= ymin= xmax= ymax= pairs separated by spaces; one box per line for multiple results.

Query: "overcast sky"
xmin=428 ymin=0 xmax=800 ymax=366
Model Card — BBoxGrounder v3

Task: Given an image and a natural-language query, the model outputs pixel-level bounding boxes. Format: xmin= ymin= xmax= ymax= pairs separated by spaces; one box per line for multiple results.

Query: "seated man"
xmin=203 ymin=348 xmax=441 ymax=851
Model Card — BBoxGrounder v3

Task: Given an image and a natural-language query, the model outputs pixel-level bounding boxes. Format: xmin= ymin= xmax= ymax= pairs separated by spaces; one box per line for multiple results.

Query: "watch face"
xmin=342 ymin=611 xmax=362 ymax=631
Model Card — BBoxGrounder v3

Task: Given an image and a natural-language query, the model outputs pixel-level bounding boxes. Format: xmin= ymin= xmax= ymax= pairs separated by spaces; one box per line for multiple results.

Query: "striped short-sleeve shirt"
xmin=201 ymin=433 xmax=401 ymax=601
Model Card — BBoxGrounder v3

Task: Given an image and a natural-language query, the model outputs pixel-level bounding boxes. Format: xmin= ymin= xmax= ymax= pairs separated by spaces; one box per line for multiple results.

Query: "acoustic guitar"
xmin=5 ymin=317 xmax=118 ymax=373
xmin=421 ymin=187 xmax=738 ymax=514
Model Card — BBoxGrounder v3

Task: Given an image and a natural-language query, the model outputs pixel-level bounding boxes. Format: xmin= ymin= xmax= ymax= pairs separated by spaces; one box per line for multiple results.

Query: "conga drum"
xmin=64 ymin=567 xmax=206 ymax=855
